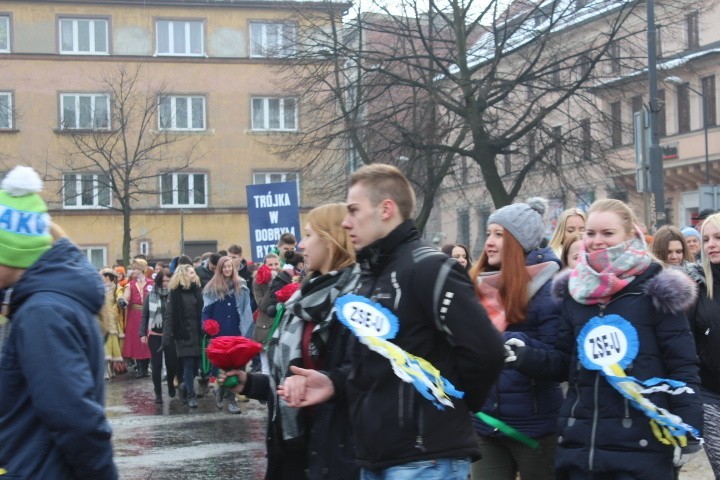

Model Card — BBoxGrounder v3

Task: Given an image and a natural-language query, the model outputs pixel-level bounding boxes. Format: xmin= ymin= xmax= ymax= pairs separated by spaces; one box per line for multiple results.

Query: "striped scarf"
xmin=569 ymin=235 xmax=651 ymax=305
xmin=268 ymin=265 xmax=359 ymax=441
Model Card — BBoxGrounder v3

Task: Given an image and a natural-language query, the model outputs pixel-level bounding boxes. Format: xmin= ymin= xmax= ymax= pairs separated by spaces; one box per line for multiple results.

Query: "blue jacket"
xmin=474 ymin=246 xmax=563 ymax=439
xmin=516 ymin=264 xmax=703 ymax=479
xmin=202 ymin=283 xmax=253 ymax=337
xmin=0 ymin=238 xmax=117 ymax=479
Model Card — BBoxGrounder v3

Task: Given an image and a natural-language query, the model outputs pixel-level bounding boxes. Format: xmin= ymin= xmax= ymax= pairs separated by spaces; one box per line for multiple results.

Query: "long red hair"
xmin=470 ymin=231 xmax=531 ymax=325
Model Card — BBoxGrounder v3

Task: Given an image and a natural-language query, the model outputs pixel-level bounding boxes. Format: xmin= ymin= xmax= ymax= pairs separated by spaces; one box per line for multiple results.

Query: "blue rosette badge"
xmin=335 ymin=294 xmax=464 ymax=409
xmin=577 ymin=314 xmax=701 ymax=446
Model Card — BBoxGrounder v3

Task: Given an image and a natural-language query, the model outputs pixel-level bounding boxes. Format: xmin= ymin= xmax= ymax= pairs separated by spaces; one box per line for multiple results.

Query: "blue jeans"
xmin=361 ymin=458 xmax=471 ymax=480
xmin=180 ymin=356 xmax=200 ymax=398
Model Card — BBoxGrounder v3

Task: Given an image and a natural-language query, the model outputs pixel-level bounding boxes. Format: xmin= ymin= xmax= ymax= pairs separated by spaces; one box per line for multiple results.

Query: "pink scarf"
xmin=568 ymin=235 xmax=652 ymax=305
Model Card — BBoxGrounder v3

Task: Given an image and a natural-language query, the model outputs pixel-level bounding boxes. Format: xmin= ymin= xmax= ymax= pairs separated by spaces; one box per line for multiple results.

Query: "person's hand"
xmin=504 ymin=338 xmax=526 ymax=364
xmin=117 ymin=298 xmax=128 ymax=309
xmin=277 ymin=366 xmax=334 ymax=407
xmin=217 ymin=369 xmax=246 ymax=393
xmin=674 ymin=439 xmax=703 ymax=467
xmin=140 ymin=336 xmax=148 ymax=344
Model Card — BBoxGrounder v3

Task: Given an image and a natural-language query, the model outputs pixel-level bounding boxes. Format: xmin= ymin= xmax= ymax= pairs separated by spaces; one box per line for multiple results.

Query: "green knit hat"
xmin=0 ymin=166 xmax=52 ymax=268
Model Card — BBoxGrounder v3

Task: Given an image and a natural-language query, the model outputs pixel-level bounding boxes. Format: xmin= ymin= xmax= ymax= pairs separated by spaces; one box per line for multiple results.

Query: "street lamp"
xmin=666 ymin=75 xmax=711 ymax=184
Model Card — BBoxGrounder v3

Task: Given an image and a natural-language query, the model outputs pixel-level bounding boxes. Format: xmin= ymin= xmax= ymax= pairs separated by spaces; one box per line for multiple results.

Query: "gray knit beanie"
xmin=487 ymin=197 xmax=547 ymax=252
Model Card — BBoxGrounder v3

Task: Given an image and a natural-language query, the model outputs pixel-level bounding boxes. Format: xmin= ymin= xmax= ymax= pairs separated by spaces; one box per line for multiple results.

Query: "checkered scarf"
xmin=267 ymin=266 xmax=359 ymax=441
xmin=569 ymin=235 xmax=651 ymax=305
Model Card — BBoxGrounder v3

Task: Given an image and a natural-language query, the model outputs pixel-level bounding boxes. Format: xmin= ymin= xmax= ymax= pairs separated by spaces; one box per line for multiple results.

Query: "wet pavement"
xmin=105 ymin=372 xmax=715 ymax=479
xmin=106 ymin=373 xmax=268 ymax=479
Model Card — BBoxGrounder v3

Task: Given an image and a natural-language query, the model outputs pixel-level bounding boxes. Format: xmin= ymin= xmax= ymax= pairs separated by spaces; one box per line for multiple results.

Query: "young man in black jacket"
xmin=279 ymin=163 xmax=504 ymax=479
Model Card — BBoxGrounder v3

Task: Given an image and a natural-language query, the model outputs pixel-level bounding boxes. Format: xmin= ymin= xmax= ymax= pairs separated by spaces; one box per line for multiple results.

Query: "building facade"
xmin=431 ymin=0 xmax=720 ymax=257
xmin=0 ymin=0 xmax=345 ymax=266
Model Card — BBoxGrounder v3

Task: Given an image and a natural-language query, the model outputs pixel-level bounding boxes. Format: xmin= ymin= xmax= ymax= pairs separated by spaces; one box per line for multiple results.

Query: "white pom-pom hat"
xmin=0 ymin=166 xmax=51 ymax=268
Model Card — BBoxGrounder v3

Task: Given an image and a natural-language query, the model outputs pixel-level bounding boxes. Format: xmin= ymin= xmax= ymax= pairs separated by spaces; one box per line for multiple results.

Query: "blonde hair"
xmin=587 ymin=199 xmax=639 ymax=238
xmin=548 ymin=208 xmax=586 ymax=253
xmin=306 ymin=203 xmax=355 ymax=272
xmin=348 ymin=164 xmax=416 ymax=220
xmin=169 ymin=264 xmax=200 ymax=290
xmin=701 ymin=213 xmax=720 ymax=298
xmin=203 ymin=255 xmax=243 ymax=299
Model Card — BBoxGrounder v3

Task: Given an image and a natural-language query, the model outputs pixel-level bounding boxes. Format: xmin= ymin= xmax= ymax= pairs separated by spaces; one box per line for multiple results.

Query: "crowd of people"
xmin=1 ymin=162 xmax=719 ymax=480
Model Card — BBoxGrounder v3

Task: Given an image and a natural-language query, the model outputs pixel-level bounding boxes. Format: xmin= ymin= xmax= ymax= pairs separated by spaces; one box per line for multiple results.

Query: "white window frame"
xmin=0 ymin=15 xmax=9 ymax=53
xmin=160 ymin=172 xmax=207 ymax=208
xmin=253 ymin=171 xmax=300 ymax=198
xmin=59 ymin=18 xmax=109 ymax=55
xmin=63 ymin=173 xmax=112 ymax=209
xmin=156 ymin=20 xmax=204 ymax=56
xmin=251 ymin=97 xmax=297 ymax=131
xmin=158 ymin=95 xmax=206 ymax=131
xmin=80 ymin=246 xmax=107 ymax=270
xmin=60 ymin=93 xmax=111 ymax=130
xmin=139 ymin=240 xmax=150 ymax=256
xmin=0 ymin=91 xmax=12 ymax=129
xmin=250 ymin=22 xmax=296 ymax=58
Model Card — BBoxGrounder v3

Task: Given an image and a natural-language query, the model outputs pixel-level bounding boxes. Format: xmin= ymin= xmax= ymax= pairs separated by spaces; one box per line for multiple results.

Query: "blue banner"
xmin=246 ymin=182 xmax=301 ymax=263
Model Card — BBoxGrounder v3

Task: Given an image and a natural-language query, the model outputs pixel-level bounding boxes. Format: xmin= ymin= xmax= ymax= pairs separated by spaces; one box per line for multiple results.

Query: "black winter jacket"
xmin=687 ymin=262 xmax=720 ymax=395
xmin=338 ymin=220 xmax=505 ymax=471
xmin=516 ymin=264 xmax=703 ymax=479
xmin=244 ymin=272 xmax=358 ymax=480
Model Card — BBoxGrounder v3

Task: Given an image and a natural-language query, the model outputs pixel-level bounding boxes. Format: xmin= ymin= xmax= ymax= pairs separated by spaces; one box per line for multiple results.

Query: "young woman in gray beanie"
xmin=468 ymin=198 xmax=563 ymax=480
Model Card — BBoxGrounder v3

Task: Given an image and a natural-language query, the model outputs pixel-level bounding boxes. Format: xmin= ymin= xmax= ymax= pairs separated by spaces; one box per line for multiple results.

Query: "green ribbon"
xmin=201 ymin=334 xmax=211 ymax=375
xmin=475 ymin=412 xmax=539 ymax=448
xmin=264 ymin=303 xmax=285 ymax=347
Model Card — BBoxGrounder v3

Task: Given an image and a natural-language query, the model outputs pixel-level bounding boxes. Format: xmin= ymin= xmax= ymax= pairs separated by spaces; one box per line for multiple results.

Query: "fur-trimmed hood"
xmin=552 ymin=266 xmax=697 ymax=314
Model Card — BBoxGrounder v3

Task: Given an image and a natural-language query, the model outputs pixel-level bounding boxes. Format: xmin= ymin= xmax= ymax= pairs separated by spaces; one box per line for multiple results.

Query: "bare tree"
xmin=61 ymin=65 xmax=202 ymax=265
xmin=269 ymin=0 xmax=699 ymax=231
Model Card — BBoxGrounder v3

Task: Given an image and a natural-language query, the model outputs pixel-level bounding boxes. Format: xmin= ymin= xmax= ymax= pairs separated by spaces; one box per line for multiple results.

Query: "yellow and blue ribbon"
xmin=578 ymin=315 xmax=701 ymax=444
xmin=335 ymin=294 xmax=464 ymax=410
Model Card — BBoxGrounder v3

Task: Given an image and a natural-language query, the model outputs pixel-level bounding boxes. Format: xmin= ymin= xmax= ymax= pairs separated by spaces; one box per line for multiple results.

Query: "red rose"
xmin=206 ymin=336 xmax=263 ymax=370
xmin=275 ymin=282 xmax=301 ymax=303
xmin=203 ymin=319 xmax=221 ymax=337
xmin=255 ymin=265 xmax=272 ymax=285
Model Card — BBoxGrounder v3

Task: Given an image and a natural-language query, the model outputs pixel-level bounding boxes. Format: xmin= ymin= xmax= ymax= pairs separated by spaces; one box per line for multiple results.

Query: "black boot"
xmin=154 ymin=390 xmax=163 ymax=404
xmin=136 ymin=359 xmax=149 ymax=378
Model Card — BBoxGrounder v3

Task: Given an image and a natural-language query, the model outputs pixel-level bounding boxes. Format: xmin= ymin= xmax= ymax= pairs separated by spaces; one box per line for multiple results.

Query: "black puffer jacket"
xmin=340 ymin=220 xmax=505 ymax=471
xmin=516 ymin=264 xmax=703 ymax=479
xmin=687 ymin=262 xmax=720 ymax=395
xmin=163 ymin=285 xmax=203 ymax=357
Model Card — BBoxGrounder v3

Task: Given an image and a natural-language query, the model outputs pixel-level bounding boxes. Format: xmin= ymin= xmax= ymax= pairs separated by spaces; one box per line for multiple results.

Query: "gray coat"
xmin=163 ymin=286 xmax=203 ymax=357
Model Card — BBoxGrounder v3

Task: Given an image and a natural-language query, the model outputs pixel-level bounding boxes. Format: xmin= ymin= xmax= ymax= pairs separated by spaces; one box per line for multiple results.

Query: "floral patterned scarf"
xmin=569 ymin=235 xmax=652 ymax=305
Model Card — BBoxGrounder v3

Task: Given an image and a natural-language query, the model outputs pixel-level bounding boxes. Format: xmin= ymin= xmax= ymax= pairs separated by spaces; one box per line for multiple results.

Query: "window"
xmin=656 ymin=27 xmax=663 ymax=58
xmin=0 ymin=92 xmax=12 ymax=129
xmin=677 ymin=82 xmax=690 ymax=133
xmin=156 ymin=20 xmax=203 ymax=56
xmin=609 ymin=41 xmax=621 ymax=74
xmin=60 ymin=93 xmax=110 ymax=130
xmin=59 ymin=18 xmax=108 ymax=54
xmin=0 ymin=15 xmax=9 ymax=53
xmin=457 ymin=209 xmax=470 ymax=246
xmin=253 ymin=171 xmax=298 ymax=184
xmin=552 ymin=126 xmax=562 ymax=164
xmin=610 ymin=101 xmax=622 ymax=147
xmin=63 ymin=173 xmax=111 ymax=208
xmin=702 ymin=75 xmax=716 ymax=127
xmin=528 ymin=132 xmax=536 ymax=158
xmin=161 ymin=172 xmax=207 ymax=207
xmin=575 ymin=0 xmax=587 ymax=11
xmin=658 ymin=89 xmax=666 ymax=137
xmin=250 ymin=22 xmax=296 ymax=58
xmin=686 ymin=12 xmax=699 ymax=50
xmin=139 ymin=240 xmax=150 ymax=256
xmin=631 ymin=95 xmax=643 ymax=115
xmin=251 ymin=97 xmax=297 ymax=131
xmin=581 ymin=118 xmax=592 ymax=161
xmin=503 ymin=152 xmax=512 ymax=175
xmin=158 ymin=95 xmax=206 ymax=131
xmin=254 ymin=171 xmax=300 ymax=198
xmin=80 ymin=246 xmax=106 ymax=269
